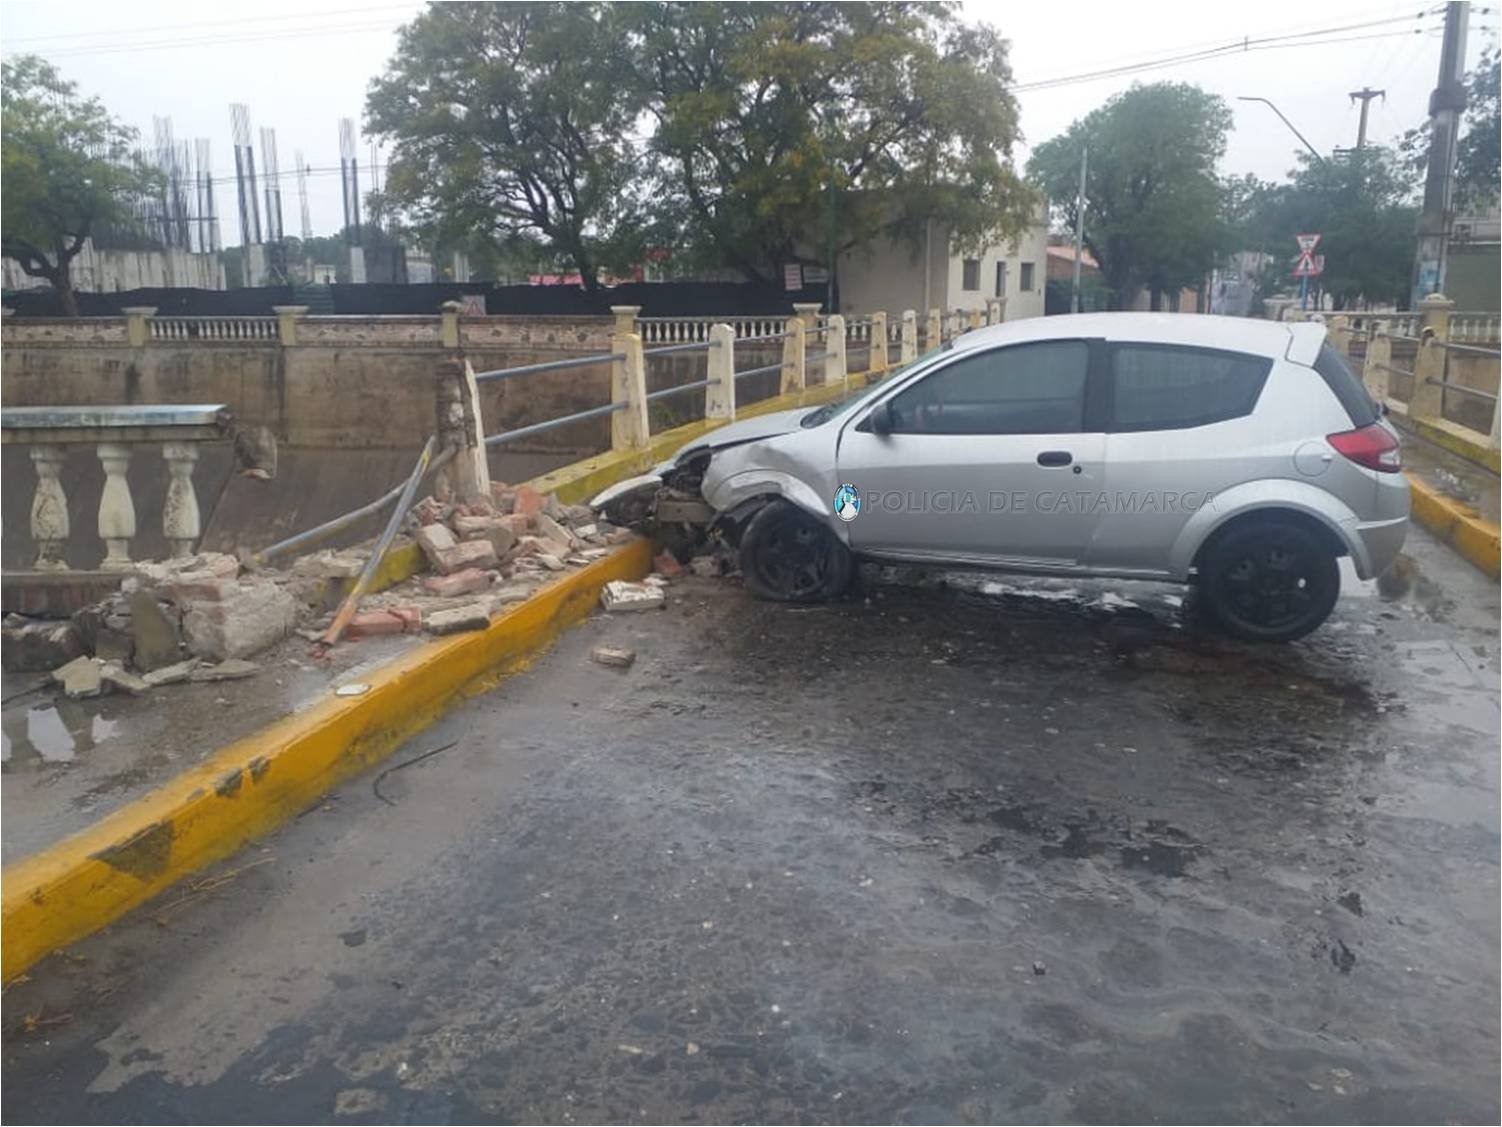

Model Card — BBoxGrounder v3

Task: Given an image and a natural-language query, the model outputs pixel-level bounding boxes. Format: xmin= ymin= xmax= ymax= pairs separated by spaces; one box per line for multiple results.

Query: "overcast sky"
xmin=2 ymin=0 xmax=1496 ymax=249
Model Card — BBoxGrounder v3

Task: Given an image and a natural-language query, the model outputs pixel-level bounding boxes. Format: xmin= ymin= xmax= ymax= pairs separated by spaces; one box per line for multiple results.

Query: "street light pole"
xmin=1236 ymin=96 xmax=1327 ymax=167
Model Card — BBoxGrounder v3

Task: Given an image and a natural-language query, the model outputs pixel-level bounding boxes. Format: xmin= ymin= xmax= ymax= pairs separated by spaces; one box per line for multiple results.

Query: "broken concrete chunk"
xmin=189 ymin=658 xmax=261 ymax=682
xmin=290 ymin=550 xmax=367 ymax=579
xmin=536 ymin=553 xmax=565 ymax=571
xmin=533 ymin=512 xmax=577 ymax=548
xmin=52 ymin=656 xmax=105 ymax=698
xmin=591 ymin=646 xmax=636 ymax=668
xmin=576 ymin=548 xmax=612 ymax=561
xmin=642 ymin=575 xmax=669 ymax=588
xmin=415 ymin=523 xmax=459 ymax=567
xmin=604 ymin=528 xmax=636 ymax=545
xmin=142 ymin=659 xmax=198 ymax=687
xmin=100 ymin=660 xmax=149 ymax=696
xmin=601 ymin=580 xmax=666 ymax=612
xmin=423 ymin=568 xmax=493 ymax=598
xmin=453 ymin=514 xmax=499 ymax=539
xmin=542 ymin=492 xmax=565 ymax=521
xmin=489 ymin=584 xmax=534 ymax=605
xmin=573 ymin=523 xmax=599 ymax=540
xmin=425 ymin=603 xmax=492 ymax=634
xmin=688 ymin=556 xmax=724 ymax=578
xmin=433 ymin=539 xmax=498 ymax=576
xmin=563 ymin=504 xmax=596 ymax=525
xmin=346 ymin=610 xmax=414 ymax=639
xmin=511 ymin=485 xmax=545 ymax=518
xmin=130 ymin=590 xmax=183 ymax=671
xmin=182 ymin=582 xmax=300 ymax=661
xmin=2 ymin=619 xmax=83 ymax=673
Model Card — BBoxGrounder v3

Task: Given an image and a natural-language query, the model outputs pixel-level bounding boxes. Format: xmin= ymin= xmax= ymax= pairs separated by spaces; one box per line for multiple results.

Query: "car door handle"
xmin=1036 ymin=450 xmax=1073 ymax=467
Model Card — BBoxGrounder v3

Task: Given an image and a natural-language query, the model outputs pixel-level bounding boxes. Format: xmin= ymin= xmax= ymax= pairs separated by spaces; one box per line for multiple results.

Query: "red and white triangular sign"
xmin=1296 ymin=233 xmax=1321 ymax=254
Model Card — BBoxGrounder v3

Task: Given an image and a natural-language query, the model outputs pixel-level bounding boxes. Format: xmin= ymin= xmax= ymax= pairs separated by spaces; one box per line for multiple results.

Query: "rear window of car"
xmin=1312 ymin=342 xmax=1380 ymax=426
xmin=1108 ymin=344 xmax=1272 ymax=432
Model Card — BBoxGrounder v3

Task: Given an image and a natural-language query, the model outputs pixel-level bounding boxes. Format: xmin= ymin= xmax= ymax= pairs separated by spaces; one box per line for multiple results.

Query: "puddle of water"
xmin=1 ymin=705 xmax=120 ymax=767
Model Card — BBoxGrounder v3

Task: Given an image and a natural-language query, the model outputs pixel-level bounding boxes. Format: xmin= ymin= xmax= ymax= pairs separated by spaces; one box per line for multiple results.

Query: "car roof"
xmin=947 ymin=312 xmax=1326 ymax=364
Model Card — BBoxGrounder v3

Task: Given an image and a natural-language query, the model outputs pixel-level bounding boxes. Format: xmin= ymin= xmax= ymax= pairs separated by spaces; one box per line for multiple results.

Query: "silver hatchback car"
xmin=595 ymin=313 xmax=1410 ymax=642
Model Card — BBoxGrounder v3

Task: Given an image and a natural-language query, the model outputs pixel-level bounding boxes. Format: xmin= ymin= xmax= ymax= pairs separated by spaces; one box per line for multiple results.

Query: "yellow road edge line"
xmin=1405 ymin=472 xmax=1501 ymax=579
xmin=1 ymin=537 xmax=654 ymax=982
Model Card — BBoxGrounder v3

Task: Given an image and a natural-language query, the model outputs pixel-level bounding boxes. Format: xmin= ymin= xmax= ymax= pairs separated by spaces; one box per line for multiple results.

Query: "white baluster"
xmin=161 ymin=442 xmax=201 ymax=558
xmin=96 ymin=442 xmax=136 ymax=571
xmin=29 ymin=445 xmax=69 ymax=571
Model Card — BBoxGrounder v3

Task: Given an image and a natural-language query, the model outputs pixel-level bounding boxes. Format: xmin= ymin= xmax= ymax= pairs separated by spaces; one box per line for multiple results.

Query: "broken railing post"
xmin=870 ymin=311 xmax=889 ymax=372
xmin=161 ymin=442 xmax=201 ymax=558
xmin=926 ymin=307 xmax=942 ymax=350
xmin=706 ymin=322 xmax=736 ymax=421
xmin=901 ymin=309 xmax=918 ymax=363
xmin=611 ymin=332 xmax=650 ymax=451
xmin=434 ymin=356 xmax=491 ymax=502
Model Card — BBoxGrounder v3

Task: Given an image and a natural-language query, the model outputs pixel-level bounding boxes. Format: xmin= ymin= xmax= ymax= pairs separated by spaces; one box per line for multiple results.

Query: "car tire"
xmin=738 ymin=499 xmax=853 ymax=603
xmin=1197 ymin=518 xmax=1341 ymax=642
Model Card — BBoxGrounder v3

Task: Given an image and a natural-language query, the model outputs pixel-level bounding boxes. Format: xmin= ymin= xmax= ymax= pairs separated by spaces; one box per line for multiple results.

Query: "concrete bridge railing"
xmin=1 ymin=404 xmax=233 ymax=572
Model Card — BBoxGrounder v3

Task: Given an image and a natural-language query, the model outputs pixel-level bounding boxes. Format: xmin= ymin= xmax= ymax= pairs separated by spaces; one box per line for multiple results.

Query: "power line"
xmin=1013 ymin=12 xmax=1439 ymax=92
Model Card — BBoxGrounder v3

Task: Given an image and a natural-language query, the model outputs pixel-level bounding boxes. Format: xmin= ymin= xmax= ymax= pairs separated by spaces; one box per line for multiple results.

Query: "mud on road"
xmin=3 ymin=526 xmax=1498 ymax=1124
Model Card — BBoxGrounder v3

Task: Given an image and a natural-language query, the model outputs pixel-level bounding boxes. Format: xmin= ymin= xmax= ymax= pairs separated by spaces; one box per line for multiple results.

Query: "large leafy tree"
xmin=1250 ymin=149 xmax=1417 ymax=310
xmin=1029 ymin=83 xmax=1232 ymax=310
xmin=627 ymin=1 xmax=1035 ymax=288
xmin=1400 ymin=44 xmax=1500 ymax=212
xmin=1 ymin=56 xmax=158 ymax=316
xmin=366 ymin=2 xmax=645 ymax=294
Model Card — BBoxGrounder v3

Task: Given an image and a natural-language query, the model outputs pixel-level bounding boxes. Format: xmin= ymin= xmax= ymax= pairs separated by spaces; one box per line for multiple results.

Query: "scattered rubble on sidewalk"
xmin=8 ymin=480 xmax=643 ymax=707
xmin=591 ymin=645 xmax=636 ymax=668
xmin=601 ymin=580 xmax=667 ymax=612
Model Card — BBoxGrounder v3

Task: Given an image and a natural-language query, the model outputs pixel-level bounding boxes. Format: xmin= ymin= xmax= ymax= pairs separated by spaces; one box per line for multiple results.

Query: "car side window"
xmin=886 ymin=340 xmax=1089 ymax=435
xmin=1109 ymin=345 xmax=1271 ymax=432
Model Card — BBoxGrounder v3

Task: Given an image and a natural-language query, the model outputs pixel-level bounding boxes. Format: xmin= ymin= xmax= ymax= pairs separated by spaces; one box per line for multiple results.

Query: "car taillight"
xmin=1328 ymin=424 xmax=1402 ymax=473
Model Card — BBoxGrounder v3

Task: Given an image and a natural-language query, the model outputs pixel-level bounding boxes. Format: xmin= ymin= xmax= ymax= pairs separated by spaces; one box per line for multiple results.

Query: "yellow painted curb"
xmin=1406 ymin=472 xmax=1501 ymax=579
xmin=1 ymin=538 xmax=654 ymax=982
xmin=1389 ymin=407 xmax=1502 ymax=474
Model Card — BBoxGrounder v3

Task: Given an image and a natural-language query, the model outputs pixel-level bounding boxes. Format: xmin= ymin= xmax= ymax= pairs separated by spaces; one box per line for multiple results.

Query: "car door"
xmin=837 ymin=338 xmax=1106 ymax=566
xmin=1087 ymin=342 xmax=1274 ymax=573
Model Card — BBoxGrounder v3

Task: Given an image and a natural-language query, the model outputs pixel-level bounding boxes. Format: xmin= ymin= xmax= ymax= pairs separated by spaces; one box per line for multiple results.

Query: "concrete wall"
xmin=1 ymin=240 xmax=225 ymax=293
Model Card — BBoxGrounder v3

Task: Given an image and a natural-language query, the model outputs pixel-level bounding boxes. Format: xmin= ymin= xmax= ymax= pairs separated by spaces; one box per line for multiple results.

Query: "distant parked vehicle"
xmin=595 ymin=314 xmax=1409 ymax=642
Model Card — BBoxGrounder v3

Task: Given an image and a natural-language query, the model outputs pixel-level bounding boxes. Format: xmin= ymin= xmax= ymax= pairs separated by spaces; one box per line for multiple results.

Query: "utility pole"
xmin=1071 ymin=146 xmax=1088 ymax=314
xmin=1413 ymin=1 xmax=1469 ymax=306
xmin=1348 ymin=87 xmax=1385 ymax=150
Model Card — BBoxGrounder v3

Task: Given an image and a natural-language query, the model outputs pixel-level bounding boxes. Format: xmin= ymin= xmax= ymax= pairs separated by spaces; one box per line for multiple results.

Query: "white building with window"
xmin=834 ymin=206 xmax=1048 ymax=321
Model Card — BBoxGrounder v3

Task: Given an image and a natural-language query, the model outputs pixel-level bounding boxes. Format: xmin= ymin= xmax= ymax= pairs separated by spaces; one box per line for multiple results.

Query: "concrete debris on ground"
xmin=591 ymin=645 xmax=636 ymax=668
xmin=425 ymin=603 xmax=492 ymax=635
xmin=601 ymin=580 xmax=667 ymax=613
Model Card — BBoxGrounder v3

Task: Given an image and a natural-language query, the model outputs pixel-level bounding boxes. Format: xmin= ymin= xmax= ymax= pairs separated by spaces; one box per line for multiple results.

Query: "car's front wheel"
xmin=1197 ymin=518 xmax=1341 ymax=642
xmin=738 ymin=499 xmax=853 ymax=602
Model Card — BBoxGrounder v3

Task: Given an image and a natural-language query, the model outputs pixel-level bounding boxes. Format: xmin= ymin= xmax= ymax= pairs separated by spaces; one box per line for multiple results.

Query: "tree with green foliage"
xmin=1400 ymin=44 xmax=1500 ymax=212
xmin=366 ymin=2 xmax=645 ymax=295
xmin=1029 ymin=83 xmax=1233 ymax=310
xmin=1 ymin=56 xmax=158 ymax=316
xmin=624 ymin=1 xmax=1036 ymax=289
xmin=1249 ymin=149 xmax=1417 ymax=310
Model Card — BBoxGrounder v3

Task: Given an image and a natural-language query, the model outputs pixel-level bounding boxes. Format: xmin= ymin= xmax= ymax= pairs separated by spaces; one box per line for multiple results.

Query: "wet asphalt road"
xmin=3 ymin=526 xmax=1498 ymax=1125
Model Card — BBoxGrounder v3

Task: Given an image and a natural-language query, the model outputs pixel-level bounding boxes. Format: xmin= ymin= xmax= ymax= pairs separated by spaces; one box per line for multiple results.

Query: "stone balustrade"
xmin=1 ymin=404 xmax=233 ymax=572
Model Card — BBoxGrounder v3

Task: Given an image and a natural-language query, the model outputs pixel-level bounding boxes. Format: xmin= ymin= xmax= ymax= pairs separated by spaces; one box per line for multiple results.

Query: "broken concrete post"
xmin=96 ymin=442 xmax=136 ymax=571
xmin=611 ymin=331 xmax=650 ymax=452
xmin=926 ymin=307 xmax=942 ymax=351
xmin=870 ymin=311 xmax=889 ymax=373
xmin=434 ymin=356 xmax=491 ymax=503
xmin=901 ymin=309 xmax=918 ymax=363
xmin=182 ymin=583 xmax=299 ymax=660
xmin=706 ymin=322 xmax=736 ymax=421
xmin=28 ymin=444 xmax=69 ymax=571
xmin=161 ymin=441 xmax=201 ymax=558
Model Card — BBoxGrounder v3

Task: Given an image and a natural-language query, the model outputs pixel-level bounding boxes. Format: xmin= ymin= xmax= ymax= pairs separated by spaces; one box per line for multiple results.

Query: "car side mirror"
xmin=869 ymin=401 xmax=894 ymax=435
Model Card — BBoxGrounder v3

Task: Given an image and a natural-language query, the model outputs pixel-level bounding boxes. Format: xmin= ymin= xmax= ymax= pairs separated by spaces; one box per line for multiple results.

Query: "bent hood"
xmin=668 ymin=408 xmax=810 ymax=465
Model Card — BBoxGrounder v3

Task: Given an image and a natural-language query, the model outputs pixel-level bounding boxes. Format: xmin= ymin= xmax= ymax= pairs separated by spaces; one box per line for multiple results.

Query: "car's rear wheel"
xmin=738 ymin=499 xmax=853 ymax=602
xmin=1198 ymin=518 xmax=1340 ymax=642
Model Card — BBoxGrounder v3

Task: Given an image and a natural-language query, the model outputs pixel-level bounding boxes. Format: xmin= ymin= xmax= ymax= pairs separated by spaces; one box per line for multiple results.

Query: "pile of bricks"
xmin=343 ymin=481 xmax=635 ymax=639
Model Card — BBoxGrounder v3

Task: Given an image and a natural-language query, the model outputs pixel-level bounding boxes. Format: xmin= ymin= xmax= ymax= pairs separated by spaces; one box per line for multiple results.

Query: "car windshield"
xmin=799 ymin=343 xmax=953 ymax=428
